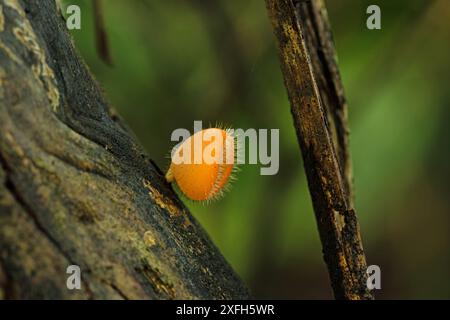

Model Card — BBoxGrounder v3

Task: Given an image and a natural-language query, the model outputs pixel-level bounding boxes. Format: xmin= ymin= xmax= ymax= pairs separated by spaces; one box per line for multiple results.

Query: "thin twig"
xmin=93 ymin=0 xmax=113 ymax=66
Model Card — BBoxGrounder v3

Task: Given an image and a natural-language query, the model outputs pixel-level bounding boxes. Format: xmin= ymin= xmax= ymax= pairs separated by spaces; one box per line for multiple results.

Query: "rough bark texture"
xmin=266 ymin=0 xmax=373 ymax=299
xmin=0 ymin=0 xmax=250 ymax=299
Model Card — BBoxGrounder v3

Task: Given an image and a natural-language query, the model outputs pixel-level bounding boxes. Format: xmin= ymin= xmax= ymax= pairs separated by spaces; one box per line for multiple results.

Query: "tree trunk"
xmin=0 ymin=0 xmax=250 ymax=299
xmin=266 ymin=0 xmax=374 ymax=299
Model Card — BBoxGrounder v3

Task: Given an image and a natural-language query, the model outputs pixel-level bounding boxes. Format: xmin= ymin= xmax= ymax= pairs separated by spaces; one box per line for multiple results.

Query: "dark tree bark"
xmin=0 ymin=0 xmax=250 ymax=299
xmin=266 ymin=0 xmax=373 ymax=299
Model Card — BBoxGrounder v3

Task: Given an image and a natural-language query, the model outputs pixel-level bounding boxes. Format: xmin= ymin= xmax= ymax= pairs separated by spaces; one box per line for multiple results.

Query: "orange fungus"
xmin=165 ymin=128 xmax=235 ymax=201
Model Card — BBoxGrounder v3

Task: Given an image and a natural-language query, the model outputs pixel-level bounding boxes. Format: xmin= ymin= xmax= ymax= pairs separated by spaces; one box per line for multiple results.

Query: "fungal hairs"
xmin=170 ymin=121 xmax=279 ymax=176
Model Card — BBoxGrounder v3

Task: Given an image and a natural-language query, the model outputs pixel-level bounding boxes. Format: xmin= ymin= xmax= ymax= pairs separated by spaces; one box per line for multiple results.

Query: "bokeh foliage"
xmin=64 ymin=0 xmax=450 ymax=299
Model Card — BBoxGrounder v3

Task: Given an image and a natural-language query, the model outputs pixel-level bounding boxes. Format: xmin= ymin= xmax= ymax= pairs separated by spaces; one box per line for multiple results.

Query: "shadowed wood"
xmin=265 ymin=0 xmax=373 ymax=300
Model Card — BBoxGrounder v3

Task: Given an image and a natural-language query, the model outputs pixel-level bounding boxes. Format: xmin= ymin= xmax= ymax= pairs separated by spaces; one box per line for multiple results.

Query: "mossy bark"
xmin=266 ymin=0 xmax=373 ymax=300
xmin=0 ymin=0 xmax=249 ymax=299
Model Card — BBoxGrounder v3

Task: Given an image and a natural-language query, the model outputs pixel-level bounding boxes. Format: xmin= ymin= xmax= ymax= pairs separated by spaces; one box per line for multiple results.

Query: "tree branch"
xmin=265 ymin=0 xmax=373 ymax=299
xmin=294 ymin=0 xmax=354 ymax=206
xmin=0 ymin=0 xmax=249 ymax=299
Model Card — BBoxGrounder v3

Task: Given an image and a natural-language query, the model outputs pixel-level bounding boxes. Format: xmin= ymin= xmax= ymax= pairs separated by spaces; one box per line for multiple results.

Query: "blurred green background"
xmin=63 ymin=0 xmax=450 ymax=299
